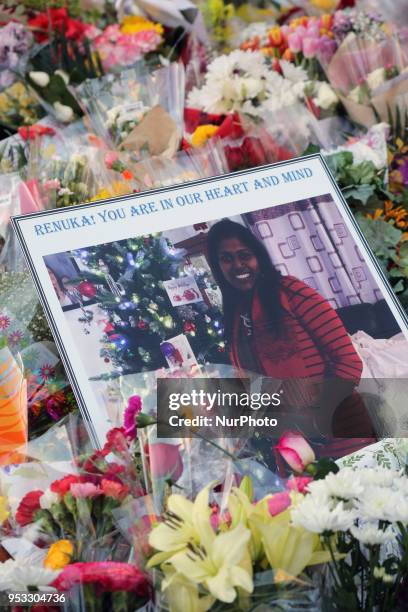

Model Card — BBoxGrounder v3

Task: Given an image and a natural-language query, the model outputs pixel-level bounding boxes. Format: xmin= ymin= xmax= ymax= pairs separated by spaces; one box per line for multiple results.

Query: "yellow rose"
xmin=191 ymin=124 xmax=219 ymax=148
xmin=44 ymin=540 xmax=74 ymax=570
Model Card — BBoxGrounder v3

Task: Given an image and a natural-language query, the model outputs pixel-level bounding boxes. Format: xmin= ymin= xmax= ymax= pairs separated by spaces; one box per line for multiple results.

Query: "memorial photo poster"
xmin=12 ymin=155 xmax=408 ymax=448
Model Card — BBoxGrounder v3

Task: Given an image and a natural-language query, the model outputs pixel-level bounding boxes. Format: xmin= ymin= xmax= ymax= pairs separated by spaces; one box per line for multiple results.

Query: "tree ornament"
xmin=78 ymin=280 xmax=97 ymax=298
xmin=183 ymin=321 xmax=196 ymax=333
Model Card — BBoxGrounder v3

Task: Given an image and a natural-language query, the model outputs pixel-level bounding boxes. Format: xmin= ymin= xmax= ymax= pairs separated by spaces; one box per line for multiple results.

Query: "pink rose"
xmin=70 ymin=482 xmax=102 ymax=498
xmin=287 ymin=32 xmax=302 ymax=53
xmin=149 ymin=443 xmax=183 ymax=482
xmin=267 ymin=491 xmax=291 ymax=516
xmin=286 ymin=476 xmax=313 ymax=493
xmin=275 ymin=431 xmax=315 ymax=473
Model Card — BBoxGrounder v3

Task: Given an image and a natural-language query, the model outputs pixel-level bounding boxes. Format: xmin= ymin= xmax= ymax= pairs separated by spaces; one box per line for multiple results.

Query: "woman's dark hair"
xmin=207 ymin=219 xmax=283 ymax=343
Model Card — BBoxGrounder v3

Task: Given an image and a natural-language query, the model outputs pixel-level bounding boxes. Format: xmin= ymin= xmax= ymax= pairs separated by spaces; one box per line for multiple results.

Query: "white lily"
xmin=162 ymin=567 xmax=214 ymax=612
xmin=148 ymin=483 xmax=214 ymax=567
xmin=170 ymin=524 xmax=253 ymax=603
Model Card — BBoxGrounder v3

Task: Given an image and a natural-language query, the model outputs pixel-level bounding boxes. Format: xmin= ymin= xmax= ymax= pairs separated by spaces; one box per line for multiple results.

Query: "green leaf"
xmin=342 ymin=184 xmax=375 ymax=205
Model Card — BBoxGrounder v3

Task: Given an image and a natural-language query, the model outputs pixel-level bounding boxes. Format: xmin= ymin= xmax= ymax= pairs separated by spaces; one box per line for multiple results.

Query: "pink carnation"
xmin=70 ymin=482 xmax=102 ymax=498
xmin=123 ymin=395 xmax=142 ymax=440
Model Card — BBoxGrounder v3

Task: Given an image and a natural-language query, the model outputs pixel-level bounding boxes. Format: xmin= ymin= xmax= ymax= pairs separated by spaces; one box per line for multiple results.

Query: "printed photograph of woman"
xmin=207 ymin=219 xmax=378 ymax=461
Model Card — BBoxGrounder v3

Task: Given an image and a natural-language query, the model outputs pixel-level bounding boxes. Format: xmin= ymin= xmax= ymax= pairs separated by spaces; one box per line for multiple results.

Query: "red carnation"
xmin=215 ymin=113 xmax=244 ymax=140
xmin=18 ymin=125 xmax=55 ymax=141
xmin=50 ymin=475 xmax=80 ymax=496
xmin=102 ymin=427 xmax=129 ymax=456
xmin=52 ymin=562 xmax=150 ymax=596
xmin=16 ymin=490 xmax=43 ymax=526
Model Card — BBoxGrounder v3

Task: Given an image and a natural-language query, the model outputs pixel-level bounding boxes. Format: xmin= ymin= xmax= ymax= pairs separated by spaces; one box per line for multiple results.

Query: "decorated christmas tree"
xmin=73 ymin=234 xmax=228 ymax=375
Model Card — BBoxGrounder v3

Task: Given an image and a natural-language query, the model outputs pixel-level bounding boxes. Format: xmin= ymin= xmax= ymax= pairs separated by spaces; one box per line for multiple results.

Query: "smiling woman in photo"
xmin=207 ymin=219 xmax=377 ymax=459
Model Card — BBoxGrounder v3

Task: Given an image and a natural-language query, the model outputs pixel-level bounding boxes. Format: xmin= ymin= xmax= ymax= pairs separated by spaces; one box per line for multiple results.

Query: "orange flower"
xmin=282 ymin=48 xmax=295 ymax=62
xmin=268 ymin=26 xmax=283 ymax=48
xmin=122 ymin=169 xmax=133 ymax=181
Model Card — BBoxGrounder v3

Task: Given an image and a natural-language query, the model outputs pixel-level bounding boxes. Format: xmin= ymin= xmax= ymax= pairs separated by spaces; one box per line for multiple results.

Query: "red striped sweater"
xmin=230 ymin=275 xmax=376 ymax=457
xmin=231 ymin=275 xmax=363 ymax=381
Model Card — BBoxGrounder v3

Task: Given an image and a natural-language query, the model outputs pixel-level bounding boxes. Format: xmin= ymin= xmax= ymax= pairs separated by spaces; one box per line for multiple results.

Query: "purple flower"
xmin=317 ymin=36 xmax=338 ymax=65
xmin=123 ymin=395 xmax=142 ymax=440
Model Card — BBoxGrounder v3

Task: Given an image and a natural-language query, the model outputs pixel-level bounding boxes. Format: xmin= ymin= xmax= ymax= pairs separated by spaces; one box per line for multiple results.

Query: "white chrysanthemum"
xmin=356 ymin=486 xmax=402 ymax=522
xmin=383 ymin=495 xmax=408 ymax=523
xmin=350 ymin=523 xmax=394 ymax=546
xmin=307 ymin=468 xmax=364 ymax=501
xmin=39 ymin=489 xmax=59 ymax=510
xmin=0 ymin=560 xmax=59 ymax=591
xmin=187 ymin=50 xmax=270 ymax=116
xmin=291 ymin=495 xmax=356 ymax=534
xmin=280 ymin=60 xmax=308 ymax=84
xmin=359 ymin=468 xmax=401 ymax=488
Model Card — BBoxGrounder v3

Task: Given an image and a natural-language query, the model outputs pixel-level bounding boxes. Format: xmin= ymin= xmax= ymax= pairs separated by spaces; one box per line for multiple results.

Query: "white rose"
xmin=29 ymin=71 xmax=50 ymax=88
xmin=53 ymin=101 xmax=75 ymax=123
xmin=54 ymin=69 xmax=70 ymax=85
xmin=39 ymin=489 xmax=59 ymax=510
xmin=366 ymin=67 xmax=386 ymax=92
xmin=314 ymin=82 xmax=338 ymax=110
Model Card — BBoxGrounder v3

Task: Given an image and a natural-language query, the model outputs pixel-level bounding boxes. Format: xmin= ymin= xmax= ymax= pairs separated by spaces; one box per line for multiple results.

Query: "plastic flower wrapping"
xmin=0 ymin=0 xmax=408 ymax=609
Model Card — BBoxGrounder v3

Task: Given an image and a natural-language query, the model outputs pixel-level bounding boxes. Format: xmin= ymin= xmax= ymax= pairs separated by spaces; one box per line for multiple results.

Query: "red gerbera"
xmin=52 ymin=562 xmax=150 ymax=596
xmin=16 ymin=490 xmax=43 ymax=526
xmin=50 ymin=474 xmax=80 ymax=496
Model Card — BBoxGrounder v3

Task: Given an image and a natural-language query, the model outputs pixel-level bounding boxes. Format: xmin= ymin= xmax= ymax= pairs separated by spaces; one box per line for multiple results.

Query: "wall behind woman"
xmin=245 ymin=194 xmax=381 ymax=309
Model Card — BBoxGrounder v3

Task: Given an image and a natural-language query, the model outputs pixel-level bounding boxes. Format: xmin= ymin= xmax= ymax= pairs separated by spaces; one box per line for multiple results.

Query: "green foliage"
xmin=325 ymin=151 xmax=385 ymax=206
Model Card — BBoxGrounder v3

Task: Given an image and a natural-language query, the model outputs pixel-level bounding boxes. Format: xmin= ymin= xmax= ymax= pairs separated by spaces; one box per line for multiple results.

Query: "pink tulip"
xmin=286 ymin=476 xmax=313 ymax=493
xmin=267 ymin=491 xmax=291 ymax=516
xmin=149 ymin=443 xmax=183 ymax=482
xmin=275 ymin=431 xmax=315 ymax=473
xmin=287 ymin=32 xmax=302 ymax=54
xmin=303 ymin=37 xmax=320 ymax=59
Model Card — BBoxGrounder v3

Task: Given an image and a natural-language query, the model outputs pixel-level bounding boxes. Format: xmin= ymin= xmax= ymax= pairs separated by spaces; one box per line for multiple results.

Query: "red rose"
xmin=16 ymin=490 xmax=43 ymax=526
xmin=50 ymin=475 xmax=80 ymax=496
xmin=52 ymin=562 xmax=151 ymax=596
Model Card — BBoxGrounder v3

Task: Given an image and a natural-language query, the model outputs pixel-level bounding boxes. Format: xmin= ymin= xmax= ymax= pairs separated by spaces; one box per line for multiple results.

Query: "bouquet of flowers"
xmin=323 ymin=12 xmax=408 ymax=128
xmin=93 ymin=15 xmax=164 ymax=72
xmin=74 ymin=63 xmax=185 ymax=158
